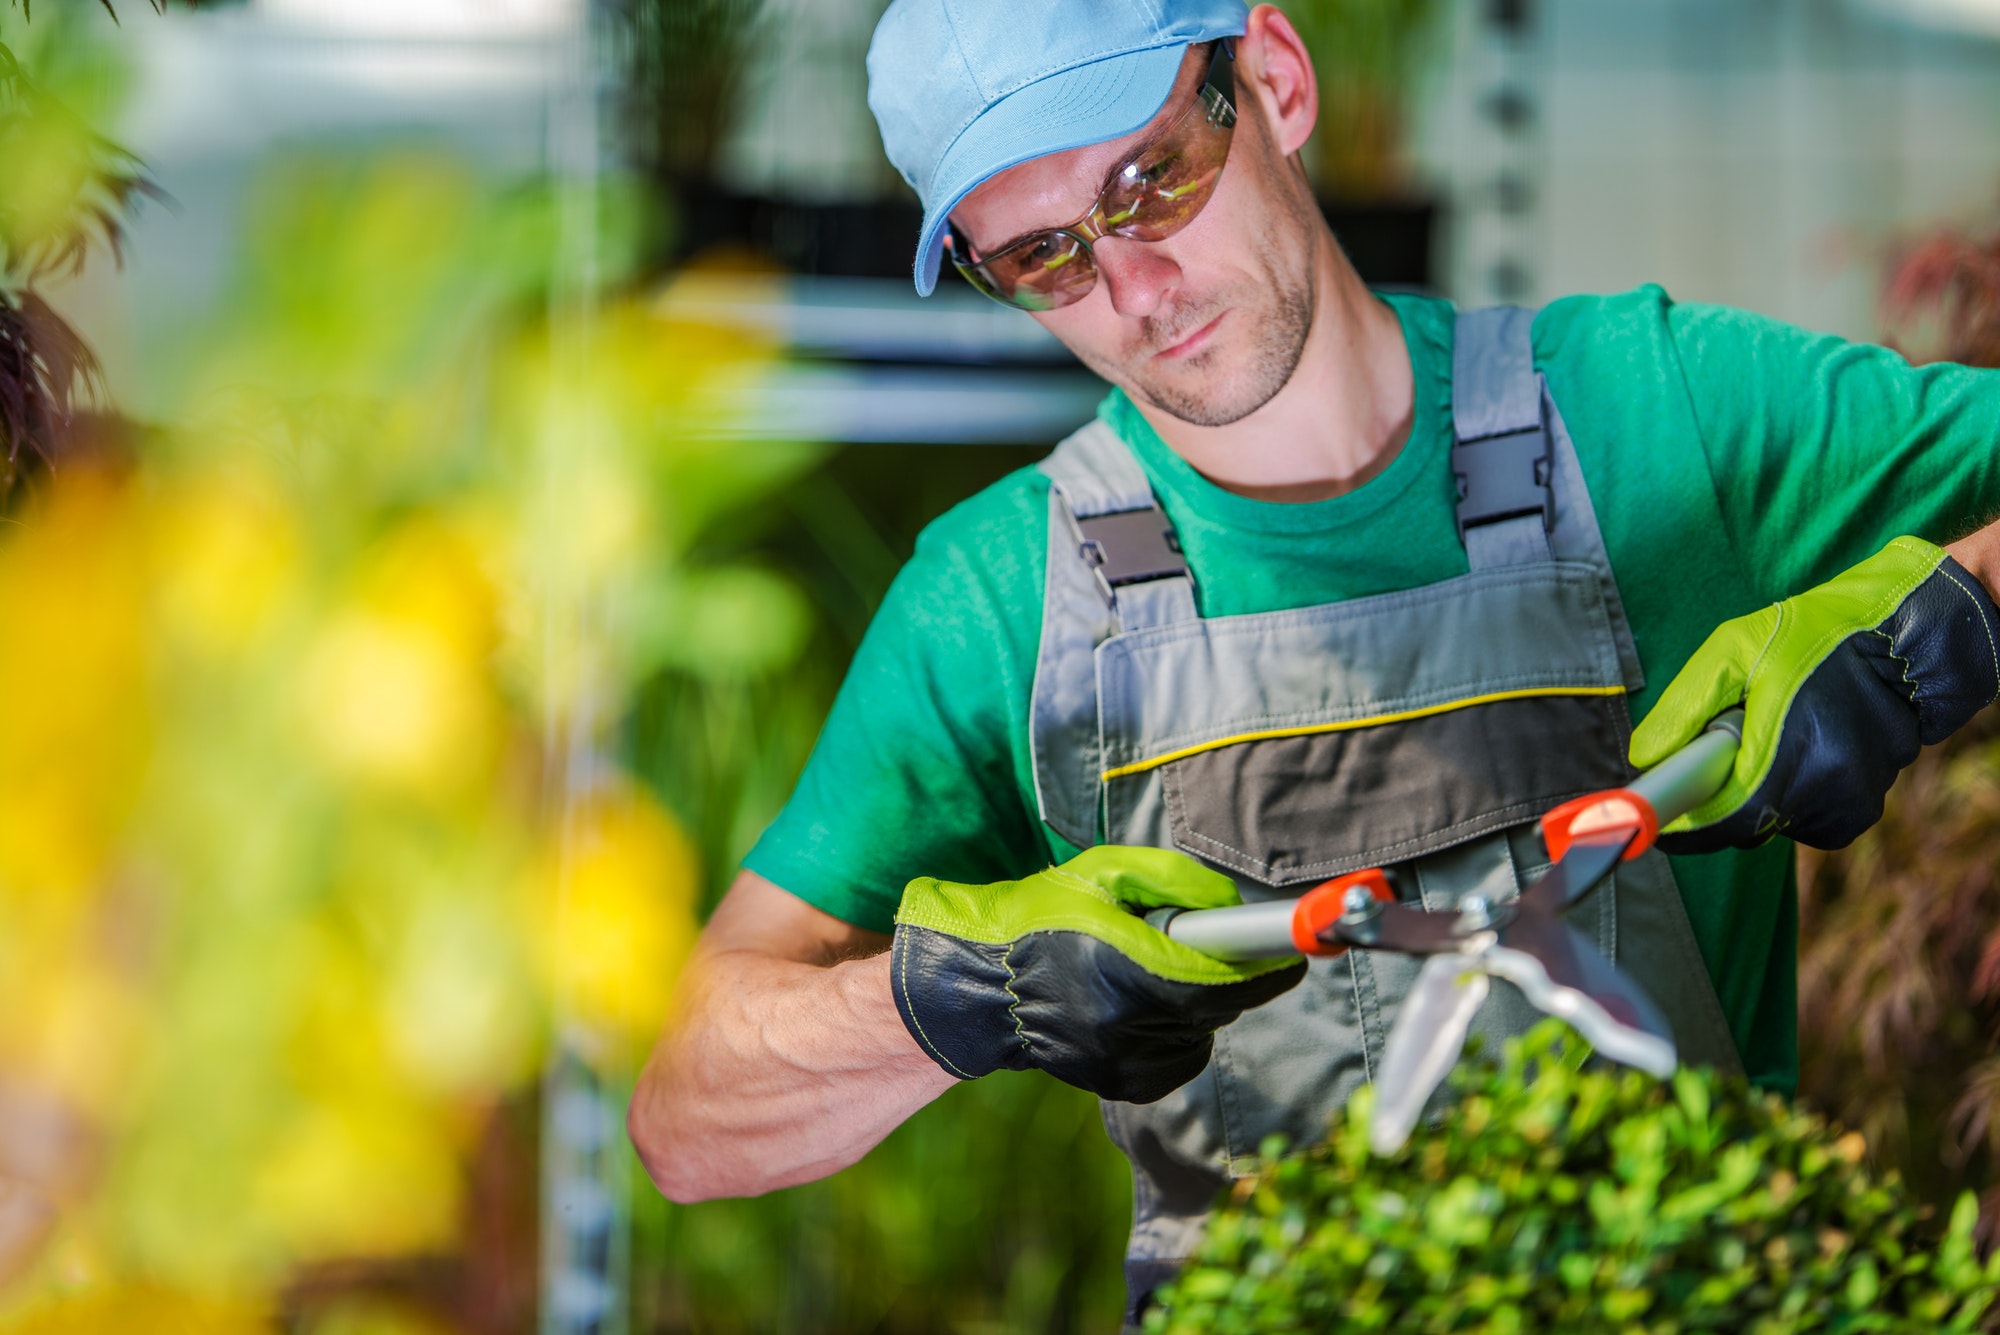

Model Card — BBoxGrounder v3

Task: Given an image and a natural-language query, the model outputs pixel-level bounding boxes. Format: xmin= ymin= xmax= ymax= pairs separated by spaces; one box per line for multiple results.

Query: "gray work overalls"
xmin=1027 ymin=307 xmax=1742 ymax=1319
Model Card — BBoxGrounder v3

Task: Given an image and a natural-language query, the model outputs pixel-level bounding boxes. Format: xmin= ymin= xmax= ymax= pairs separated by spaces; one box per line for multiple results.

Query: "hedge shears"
xmin=1149 ymin=712 xmax=1743 ymax=1154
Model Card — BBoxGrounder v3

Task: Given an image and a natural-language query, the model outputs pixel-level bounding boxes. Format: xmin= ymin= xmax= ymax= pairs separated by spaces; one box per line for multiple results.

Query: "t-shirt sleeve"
xmin=741 ymin=479 xmax=1053 ymax=934
xmin=1665 ymin=300 xmax=2000 ymax=601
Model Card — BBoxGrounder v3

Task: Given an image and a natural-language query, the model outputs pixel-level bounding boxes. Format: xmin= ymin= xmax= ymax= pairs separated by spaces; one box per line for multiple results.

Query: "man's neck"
xmin=1128 ymin=245 xmax=1415 ymax=504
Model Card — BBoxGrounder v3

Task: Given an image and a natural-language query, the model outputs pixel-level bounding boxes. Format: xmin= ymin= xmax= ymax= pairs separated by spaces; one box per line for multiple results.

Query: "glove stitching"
xmin=1873 ymin=624 xmax=1921 ymax=713
xmin=1814 ymin=552 xmax=1939 ymax=708
xmin=899 ymin=937 xmax=978 ymax=1081
xmin=1001 ymin=939 xmax=1033 ymax=1061
xmin=1044 ymin=866 xmax=1117 ymax=907
xmin=1935 ymin=561 xmax=2000 ymax=708
xmin=1744 ymin=603 xmax=1784 ymax=690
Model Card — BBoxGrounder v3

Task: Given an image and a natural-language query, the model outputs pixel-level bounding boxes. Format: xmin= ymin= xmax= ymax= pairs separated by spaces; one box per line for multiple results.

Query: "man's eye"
xmin=1026 ymin=234 xmax=1068 ymax=264
xmin=1125 ymin=151 xmax=1183 ymax=190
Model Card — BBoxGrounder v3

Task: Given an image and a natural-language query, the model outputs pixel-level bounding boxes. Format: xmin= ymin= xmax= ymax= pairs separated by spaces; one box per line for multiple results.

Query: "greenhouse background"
xmin=3 ymin=0 xmax=2000 ymax=1331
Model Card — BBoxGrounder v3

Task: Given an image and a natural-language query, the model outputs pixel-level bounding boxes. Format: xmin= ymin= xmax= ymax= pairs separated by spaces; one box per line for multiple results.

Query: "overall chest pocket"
xmin=1093 ymin=560 xmax=1639 ymax=891
xmin=1159 ymin=692 xmax=1632 ymax=889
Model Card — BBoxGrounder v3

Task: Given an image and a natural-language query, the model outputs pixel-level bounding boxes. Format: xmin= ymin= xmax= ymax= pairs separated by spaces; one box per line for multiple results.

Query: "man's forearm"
xmin=628 ymin=945 xmax=956 ymax=1203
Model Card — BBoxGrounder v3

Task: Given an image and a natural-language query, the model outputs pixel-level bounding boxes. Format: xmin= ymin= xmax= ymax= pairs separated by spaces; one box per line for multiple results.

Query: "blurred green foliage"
xmin=626 ymin=443 xmax=1045 ymax=898
xmin=0 ymin=5 xmax=128 ymax=128
xmin=0 ymin=3 xmax=150 ymax=496
xmin=632 ymin=1070 xmax=1129 ymax=1334
xmin=613 ymin=0 xmax=769 ymax=183
xmin=0 ymin=122 xmax=838 ymax=1328
xmin=1275 ymin=0 xmax=1442 ymax=200
xmin=620 ymin=441 xmax=1136 ymax=1334
xmin=1149 ymin=1022 xmax=2000 ymax=1334
xmin=0 ymin=6 xmax=1136 ymax=1325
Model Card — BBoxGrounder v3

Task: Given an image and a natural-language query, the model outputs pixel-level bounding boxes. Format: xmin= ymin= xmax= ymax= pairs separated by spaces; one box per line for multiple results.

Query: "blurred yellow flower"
xmin=298 ymin=522 xmax=501 ymax=802
xmin=150 ymin=471 xmax=302 ymax=659
xmin=248 ymin=1092 xmax=461 ymax=1265
xmin=0 ymin=473 xmax=147 ymax=899
xmin=300 ymin=612 xmax=488 ymax=794
xmin=529 ymin=788 xmax=697 ymax=1059
xmin=0 ymin=954 xmax=142 ymax=1121
xmin=0 ymin=1282 xmax=271 ymax=1335
xmin=381 ymin=893 xmax=540 ymax=1098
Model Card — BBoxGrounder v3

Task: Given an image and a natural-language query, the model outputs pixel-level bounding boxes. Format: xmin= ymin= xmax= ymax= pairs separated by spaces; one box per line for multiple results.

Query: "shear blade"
xmin=1516 ymin=827 xmax=1637 ymax=916
xmin=1487 ymin=913 xmax=1677 ymax=1077
xmin=1370 ymin=954 xmax=1491 ymax=1155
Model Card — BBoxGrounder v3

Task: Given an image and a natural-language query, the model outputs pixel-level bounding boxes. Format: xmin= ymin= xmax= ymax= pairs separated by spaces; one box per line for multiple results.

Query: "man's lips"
xmin=1153 ymin=310 xmax=1226 ymax=360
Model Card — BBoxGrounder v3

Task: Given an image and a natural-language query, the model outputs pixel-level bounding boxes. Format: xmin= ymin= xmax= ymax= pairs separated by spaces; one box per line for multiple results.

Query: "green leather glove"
xmin=1632 ymin=536 xmax=2000 ymax=852
xmin=891 ymin=846 xmax=1306 ymax=1104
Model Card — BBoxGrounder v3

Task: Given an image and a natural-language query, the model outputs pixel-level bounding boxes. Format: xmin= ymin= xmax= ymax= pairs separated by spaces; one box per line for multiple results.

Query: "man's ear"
xmin=1237 ymin=4 xmax=1318 ymax=158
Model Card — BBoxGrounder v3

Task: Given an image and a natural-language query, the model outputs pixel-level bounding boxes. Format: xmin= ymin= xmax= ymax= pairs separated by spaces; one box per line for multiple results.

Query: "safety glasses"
xmin=946 ymin=41 xmax=1237 ymax=312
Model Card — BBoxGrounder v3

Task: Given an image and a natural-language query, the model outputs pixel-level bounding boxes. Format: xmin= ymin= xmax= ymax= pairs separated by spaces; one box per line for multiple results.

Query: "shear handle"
xmin=1148 ymin=898 xmax=1298 ymax=960
xmin=1153 ymin=869 xmax=1393 ymax=961
xmin=1541 ymin=709 xmax=1742 ymax=861
xmin=1631 ymin=708 xmax=1743 ymax=825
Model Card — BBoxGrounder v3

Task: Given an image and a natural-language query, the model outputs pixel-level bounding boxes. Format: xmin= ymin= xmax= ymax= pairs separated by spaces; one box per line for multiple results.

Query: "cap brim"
xmin=912 ymin=42 xmax=1187 ymax=296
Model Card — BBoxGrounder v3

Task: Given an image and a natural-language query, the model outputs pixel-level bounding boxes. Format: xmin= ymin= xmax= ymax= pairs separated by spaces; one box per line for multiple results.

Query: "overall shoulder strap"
xmin=1454 ymin=305 xmax=1646 ymax=692
xmin=1038 ymin=416 xmax=1153 ymax=514
xmin=1030 ymin=419 xmax=1197 ymax=848
xmin=1452 ymin=306 xmax=1555 ymax=569
xmin=1037 ymin=420 xmax=1199 ymax=630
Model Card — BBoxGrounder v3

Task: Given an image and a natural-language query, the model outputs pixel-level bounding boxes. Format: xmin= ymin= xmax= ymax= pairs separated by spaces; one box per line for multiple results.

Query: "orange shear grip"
xmin=1290 ymin=868 xmax=1396 ymax=957
xmin=1540 ymin=788 xmax=1660 ymax=863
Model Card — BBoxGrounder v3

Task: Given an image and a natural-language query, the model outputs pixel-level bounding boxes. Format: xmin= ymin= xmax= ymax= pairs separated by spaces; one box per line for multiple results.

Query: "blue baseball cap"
xmin=867 ymin=0 xmax=1251 ymax=296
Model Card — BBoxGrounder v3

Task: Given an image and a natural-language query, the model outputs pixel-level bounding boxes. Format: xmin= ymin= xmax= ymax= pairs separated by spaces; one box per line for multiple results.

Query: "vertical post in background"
xmin=540 ymin=4 xmax=628 ymax=1335
xmin=1450 ymin=0 xmax=1545 ymax=306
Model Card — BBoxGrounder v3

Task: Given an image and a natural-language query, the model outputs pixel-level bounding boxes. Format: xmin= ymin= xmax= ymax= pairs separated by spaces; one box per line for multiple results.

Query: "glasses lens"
xmin=1102 ymin=87 xmax=1233 ymax=242
xmin=945 ymin=54 xmax=1234 ymax=312
xmin=968 ymin=231 xmax=1097 ymax=311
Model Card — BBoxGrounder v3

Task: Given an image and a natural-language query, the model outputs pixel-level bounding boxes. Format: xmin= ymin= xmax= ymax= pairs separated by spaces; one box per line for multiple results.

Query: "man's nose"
xmin=1092 ymin=236 xmax=1181 ymax=320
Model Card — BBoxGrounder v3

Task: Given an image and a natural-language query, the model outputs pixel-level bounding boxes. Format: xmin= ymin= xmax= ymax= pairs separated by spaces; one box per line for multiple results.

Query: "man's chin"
xmin=1129 ymin=358 xmax=1288 ymax=430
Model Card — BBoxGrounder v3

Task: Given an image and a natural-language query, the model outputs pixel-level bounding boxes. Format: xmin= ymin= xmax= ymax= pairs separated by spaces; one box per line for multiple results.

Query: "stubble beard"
xmin=1113 ymin=232 xmax=1317 ymax=429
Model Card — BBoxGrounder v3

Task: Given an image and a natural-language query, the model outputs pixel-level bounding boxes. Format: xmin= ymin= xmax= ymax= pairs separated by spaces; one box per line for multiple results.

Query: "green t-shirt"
xmin=745 ymin=284 xmax=2000 ymax=1096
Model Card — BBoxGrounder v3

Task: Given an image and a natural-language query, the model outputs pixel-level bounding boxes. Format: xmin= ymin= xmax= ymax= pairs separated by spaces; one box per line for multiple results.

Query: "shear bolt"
xmin=1340 ymin=885 xmax=1381 ymax=920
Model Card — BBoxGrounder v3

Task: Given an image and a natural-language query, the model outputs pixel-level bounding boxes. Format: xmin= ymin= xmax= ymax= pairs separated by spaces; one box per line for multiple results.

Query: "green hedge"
xmin=1147 ymin=1022 xmax=2000 ymax=1334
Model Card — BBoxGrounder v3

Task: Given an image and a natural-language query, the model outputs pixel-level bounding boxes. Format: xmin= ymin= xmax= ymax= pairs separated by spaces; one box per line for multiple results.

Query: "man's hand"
xmin=892 ymin=846 xmax=1307 ymax=1103
xmin=1631 ymin=535 xmax=2000 ymax=852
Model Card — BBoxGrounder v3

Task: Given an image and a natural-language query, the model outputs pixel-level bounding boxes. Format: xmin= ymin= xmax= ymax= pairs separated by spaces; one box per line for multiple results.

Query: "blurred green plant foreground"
xmin=0 ymin=149 xmax=773 ymax=1325
xmin=0 ymin=12 xmax=1134 ymax=1331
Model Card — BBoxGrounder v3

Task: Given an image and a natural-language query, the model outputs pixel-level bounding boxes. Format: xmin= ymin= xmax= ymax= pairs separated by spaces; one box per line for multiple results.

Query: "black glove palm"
xmin=1633 ymin=538 xmax=2000 ymax=851
xmin=892 ymin=846 xmax=1306 ymax=1104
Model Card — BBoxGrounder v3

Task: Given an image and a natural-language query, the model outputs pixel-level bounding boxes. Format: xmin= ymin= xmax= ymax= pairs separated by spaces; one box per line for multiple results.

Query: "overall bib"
xmin=1026 ymin=308 xmax=1742 ymax=1316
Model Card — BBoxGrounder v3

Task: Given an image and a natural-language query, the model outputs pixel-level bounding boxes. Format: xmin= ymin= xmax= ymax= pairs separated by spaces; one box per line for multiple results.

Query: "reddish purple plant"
xmin=0 ymin=13 xmax=169 ymax=502
xmin=1881 ymin=211 xmax=2000 ymax=368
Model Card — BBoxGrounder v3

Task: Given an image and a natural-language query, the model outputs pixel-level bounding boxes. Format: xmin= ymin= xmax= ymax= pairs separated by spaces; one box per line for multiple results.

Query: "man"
xmin=629 ymin=0 xmax=2000 ymax=1318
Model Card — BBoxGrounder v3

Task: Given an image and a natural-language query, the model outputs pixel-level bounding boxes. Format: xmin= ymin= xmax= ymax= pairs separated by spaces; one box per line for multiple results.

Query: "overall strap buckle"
xmin=1450 ymin=305 xmax=1555 ymax=549
xmin=1451 ymin=421 xmax=1554 ymax=541
xmin=1075 ymin=505 xmax=1188 ymax=608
